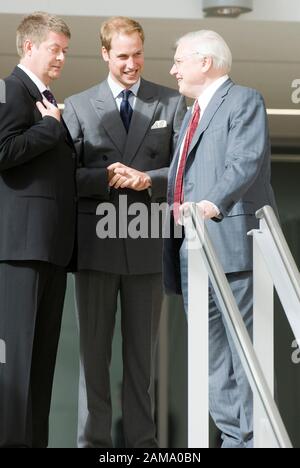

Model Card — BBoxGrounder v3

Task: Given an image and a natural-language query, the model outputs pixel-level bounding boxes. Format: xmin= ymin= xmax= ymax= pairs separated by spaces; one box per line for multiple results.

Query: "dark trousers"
xmin=0 ymin=261 xmax=67 ymax=447
xmin=75 ymin=270 xmax=163 ymax=448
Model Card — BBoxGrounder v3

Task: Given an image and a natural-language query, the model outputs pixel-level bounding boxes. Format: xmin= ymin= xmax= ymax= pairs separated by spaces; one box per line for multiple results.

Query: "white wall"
xmin=246 ymin=0 xmax=300 ymax=21
xmin=0 ymin=0 xmax=204 ymax=19
xmin=0 ymin=0 xmax=300 ymax=21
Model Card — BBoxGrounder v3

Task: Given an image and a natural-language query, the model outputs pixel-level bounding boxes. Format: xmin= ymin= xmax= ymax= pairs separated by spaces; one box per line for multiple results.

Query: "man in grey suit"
xmin=163 ymin=30 xmax=277 ymax=448
xmin=64 ymin=16 xmax=186 ymax=448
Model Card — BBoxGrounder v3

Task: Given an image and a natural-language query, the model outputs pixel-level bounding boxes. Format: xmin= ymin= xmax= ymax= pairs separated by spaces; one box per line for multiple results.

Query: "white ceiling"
xmin=0 ymin=13 xmax=300 ymax=142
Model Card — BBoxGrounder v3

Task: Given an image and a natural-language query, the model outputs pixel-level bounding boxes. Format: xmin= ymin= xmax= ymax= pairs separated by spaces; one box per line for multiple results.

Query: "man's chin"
xmin=178 ymin=83 xmax=185 ymax=94
xmin=49 ymin=71 xmax=61 ymax=81
xmin=123 ymin=74 xmax=140 ymax=85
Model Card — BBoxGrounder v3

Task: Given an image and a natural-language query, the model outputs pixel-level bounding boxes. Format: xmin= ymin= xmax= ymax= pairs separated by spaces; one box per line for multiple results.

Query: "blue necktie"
xmin=43 ymin=89 xmax=58 ymax=107
xmin=120 ymin=90 xmax=133 ymax=132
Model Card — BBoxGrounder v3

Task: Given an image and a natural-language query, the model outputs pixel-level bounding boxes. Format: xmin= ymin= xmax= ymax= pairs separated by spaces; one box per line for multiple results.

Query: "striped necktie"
xmin=173 ymin=101 xmax=200 ymax=223
xmin=43 ymin=89 xmax=58 ymax=107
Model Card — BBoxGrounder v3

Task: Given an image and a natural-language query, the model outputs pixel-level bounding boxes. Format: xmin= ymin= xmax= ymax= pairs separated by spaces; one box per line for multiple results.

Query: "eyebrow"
xmin=49 ymin=42 xmax=69 ymax=50
xmin=116 ymin=49 xmax=143 ymax=56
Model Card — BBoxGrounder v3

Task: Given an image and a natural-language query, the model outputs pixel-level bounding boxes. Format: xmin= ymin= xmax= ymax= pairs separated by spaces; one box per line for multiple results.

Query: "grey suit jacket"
xmin=64 ymin=78 xmax=186 ymax=274
xmin=164 ymin=78 xmax=278 ymax=294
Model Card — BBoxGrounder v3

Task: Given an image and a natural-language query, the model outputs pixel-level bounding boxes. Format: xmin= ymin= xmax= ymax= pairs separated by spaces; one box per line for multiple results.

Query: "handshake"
xmin=107 ymin=162 xmax=151 ymax=191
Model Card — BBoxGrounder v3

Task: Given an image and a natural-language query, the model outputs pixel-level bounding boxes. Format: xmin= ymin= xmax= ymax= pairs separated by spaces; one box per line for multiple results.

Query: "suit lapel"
xmin=13 ymin=66 xmax=75 ymax=150
xmin=12 ymin=66 xmax=42 ymax=102
xmin=123 ymin=79 xmax=158 ymax=165
xmin=61 ymin=116 xmax=77 ymax=149
xmin=168 ymin=79 xmax=234 ymax=202
xmin=188 ymin=78 xmax=235 ymax=156
xmin=90 ymin=81 xmax=127 ymax=156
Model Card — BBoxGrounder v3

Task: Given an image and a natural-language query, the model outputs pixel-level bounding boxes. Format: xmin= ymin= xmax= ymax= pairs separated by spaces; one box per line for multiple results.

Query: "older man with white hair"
xmin=164 ymin=30 xmax=278 ymax=448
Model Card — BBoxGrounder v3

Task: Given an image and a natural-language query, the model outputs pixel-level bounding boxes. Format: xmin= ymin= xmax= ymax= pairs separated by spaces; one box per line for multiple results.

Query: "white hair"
xmin=176 ymin=30 xmax=232 ymax=73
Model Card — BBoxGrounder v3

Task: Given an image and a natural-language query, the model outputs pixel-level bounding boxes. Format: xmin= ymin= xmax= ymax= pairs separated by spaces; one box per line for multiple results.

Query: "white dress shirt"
xmin=107 ymin=74 xmax=140 ymax=110
xmin=197 ymin=74 xmax=229 ymax=117
xmin=17 ymin=64 xmax=49 ymax=94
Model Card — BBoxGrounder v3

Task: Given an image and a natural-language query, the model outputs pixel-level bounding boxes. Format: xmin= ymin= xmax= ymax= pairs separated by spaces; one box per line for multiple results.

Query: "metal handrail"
xmin=188 ymin=203 xmax=292 ymax=448
xmin=256 ymin=205 xmax=300 ymax=304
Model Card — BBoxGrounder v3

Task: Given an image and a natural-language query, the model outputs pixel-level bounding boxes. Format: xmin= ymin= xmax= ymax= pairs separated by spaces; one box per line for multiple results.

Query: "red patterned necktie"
xmin=173 ymin=100 xmax=200 ymax=223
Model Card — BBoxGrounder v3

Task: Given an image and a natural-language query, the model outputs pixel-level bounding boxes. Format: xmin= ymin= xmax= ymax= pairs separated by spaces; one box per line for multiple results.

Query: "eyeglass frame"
xmin=173 ymin=51 xmax=205 ymax=67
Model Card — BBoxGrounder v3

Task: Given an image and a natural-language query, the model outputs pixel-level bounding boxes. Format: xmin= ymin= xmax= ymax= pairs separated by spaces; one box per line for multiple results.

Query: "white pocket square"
xmin=151 ymin=120 xmax=167 ymax=129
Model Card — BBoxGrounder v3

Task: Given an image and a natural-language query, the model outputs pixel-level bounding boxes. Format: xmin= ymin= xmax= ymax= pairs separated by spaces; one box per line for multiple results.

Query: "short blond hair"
xmin=16 ymin=11 xmax=71 ymax=57
xmin=100 ymin=16 xmax=144 ymax=52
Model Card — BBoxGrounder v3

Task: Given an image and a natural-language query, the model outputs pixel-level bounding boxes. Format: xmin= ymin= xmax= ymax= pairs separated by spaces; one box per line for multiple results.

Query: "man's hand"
xmin=196 ymin=200 xmax=219 ymax=219
xmin=36 ymin=97 xmax=61 ymax=122
xmin=108 ymin=163 xmax=152 ymax=191
xmin=178 ymin=200 xmax=220 ymax=225
xmin=107 ymin=162 xmax=126 ymax=184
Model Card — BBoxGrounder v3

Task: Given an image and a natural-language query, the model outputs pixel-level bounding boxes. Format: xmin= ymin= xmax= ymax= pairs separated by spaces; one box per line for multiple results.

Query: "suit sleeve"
xmin=63 ymin=97 xmax=110 ymax=200
xmin=0 ymin=80 xmax=66 ymax=172
xmin=204 ymin=89 xmax=269 ymax=217
xmin=147 ymin=94 xmax=187 ymax=201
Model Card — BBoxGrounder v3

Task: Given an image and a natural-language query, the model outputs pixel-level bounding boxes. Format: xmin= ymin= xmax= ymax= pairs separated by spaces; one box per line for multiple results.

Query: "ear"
xmin=101 ymin=46 xmax=109 ymax=62
xmin=201 ymin=56 xmax=213 ymax=72
xmin=23 ymin=39 xmax=34 ymax=57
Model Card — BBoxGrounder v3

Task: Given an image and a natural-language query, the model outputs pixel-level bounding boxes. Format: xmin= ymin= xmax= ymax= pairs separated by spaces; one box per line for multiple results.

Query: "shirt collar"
xmin=197 ymin=74 xmax=229 ymax=114
xmin=17 ymin=64 xmax=49 ymax=94
xmin=107 ymin=74 xmax=141 ymax=99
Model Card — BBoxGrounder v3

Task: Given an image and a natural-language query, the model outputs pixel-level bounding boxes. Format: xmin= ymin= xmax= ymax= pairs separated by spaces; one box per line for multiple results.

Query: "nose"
xmin=56 ymin=50 xmax=65 ymax=61
xmin=170 ymin=64 xmax=176 ymax=76
xmin=126 ymin=56 xmax=135 ymax=69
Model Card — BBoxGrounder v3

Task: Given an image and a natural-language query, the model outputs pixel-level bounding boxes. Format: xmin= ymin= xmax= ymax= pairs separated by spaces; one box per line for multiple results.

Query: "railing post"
xmin=186 ymin=213 xmax=209 ymax=448
xmin=254 ymin=206 xmax=300 ymax=341
xmin=0 ymin=338 xmax=6 ymax=364
xmin=252 ymin=226 xmax=276 ymax=447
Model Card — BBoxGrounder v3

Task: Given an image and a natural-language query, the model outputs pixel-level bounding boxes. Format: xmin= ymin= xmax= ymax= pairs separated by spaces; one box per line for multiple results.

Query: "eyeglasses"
xmin=173 ymin=52 xmax=203 ymax=67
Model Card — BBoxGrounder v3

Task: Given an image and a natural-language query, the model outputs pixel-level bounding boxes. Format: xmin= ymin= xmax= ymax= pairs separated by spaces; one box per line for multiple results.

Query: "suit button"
xmin=103 ymin=155 xmax=108 ymax=161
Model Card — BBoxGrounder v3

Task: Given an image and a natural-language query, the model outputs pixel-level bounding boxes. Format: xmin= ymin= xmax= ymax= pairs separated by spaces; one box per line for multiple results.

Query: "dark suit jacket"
xmin=0 ymin=66 xmax=76 ymax=266
xmin=64 ymin=78 xmax=186 ymax=274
